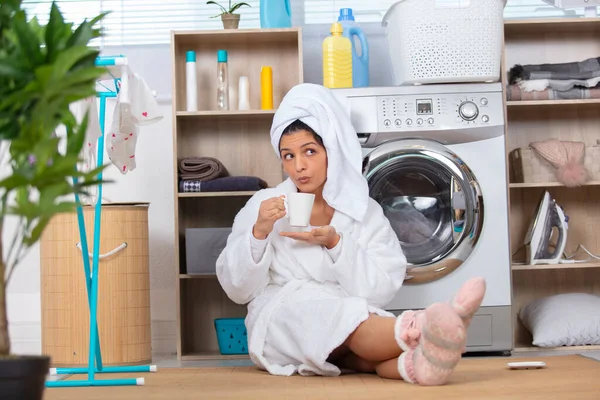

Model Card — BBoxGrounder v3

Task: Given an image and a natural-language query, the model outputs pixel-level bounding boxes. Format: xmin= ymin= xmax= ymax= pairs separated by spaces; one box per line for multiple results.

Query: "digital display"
xmin=417 ymin=99 xmax=433 ymax=115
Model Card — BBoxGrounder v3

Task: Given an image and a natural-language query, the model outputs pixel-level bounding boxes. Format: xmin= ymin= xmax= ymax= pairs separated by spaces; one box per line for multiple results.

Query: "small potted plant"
xmin=0 ymin=1 xmax=108 ymax=398
xmin=207 ymin=0 xmax=251 ymax=29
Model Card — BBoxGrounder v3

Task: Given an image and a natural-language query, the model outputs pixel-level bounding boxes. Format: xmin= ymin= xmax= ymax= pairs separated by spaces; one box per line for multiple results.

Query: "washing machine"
xmin=332 ymin=83 xmax=513 ymax=354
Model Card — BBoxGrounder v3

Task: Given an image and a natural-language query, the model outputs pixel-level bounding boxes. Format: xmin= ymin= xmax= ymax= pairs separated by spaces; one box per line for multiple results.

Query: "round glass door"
xmin=364 ymin=139 xmax=483 ymax=284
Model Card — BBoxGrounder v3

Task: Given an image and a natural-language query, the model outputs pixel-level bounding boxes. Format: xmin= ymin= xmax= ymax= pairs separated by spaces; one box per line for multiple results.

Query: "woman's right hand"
xmin=253 ymin=195 xmax=286 ymax=239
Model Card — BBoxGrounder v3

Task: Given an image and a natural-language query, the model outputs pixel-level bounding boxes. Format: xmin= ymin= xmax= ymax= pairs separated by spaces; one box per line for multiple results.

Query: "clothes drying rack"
xmin=45 ymin=55 xmax=157 ymax=388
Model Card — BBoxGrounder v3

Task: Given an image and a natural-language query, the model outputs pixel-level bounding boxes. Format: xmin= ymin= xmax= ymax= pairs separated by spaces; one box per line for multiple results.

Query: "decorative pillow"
xmin=518 ymin=293 xmax=600 ymax=348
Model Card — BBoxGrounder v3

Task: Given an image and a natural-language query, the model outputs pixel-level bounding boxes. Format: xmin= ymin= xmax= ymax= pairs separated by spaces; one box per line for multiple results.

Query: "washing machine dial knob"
xmin=459 ymin=101 xmax=479 ymax=121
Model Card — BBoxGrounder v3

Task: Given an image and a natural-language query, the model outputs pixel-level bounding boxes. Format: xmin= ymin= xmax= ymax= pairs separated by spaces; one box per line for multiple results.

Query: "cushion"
xmin=518 ymin=293 xmax=600 ymax=348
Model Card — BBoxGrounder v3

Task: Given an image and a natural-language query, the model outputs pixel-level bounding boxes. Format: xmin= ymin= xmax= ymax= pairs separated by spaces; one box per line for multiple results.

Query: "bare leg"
xmin=336 ymin=304 xmax=466 ymax=385
xmin=376 ymin=358 xmax=402 ymax=379
xmin=343 ymin=314 xmax=401 ymax=362
xmin=339 ymin=352 xmax=378 ymax=373
xmin=335 ymin=350 xmax=402 ymax=379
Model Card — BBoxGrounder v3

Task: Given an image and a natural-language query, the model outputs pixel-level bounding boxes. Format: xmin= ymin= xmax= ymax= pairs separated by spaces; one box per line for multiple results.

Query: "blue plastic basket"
xmin=214 ymin=318 xmax=248 ymax=355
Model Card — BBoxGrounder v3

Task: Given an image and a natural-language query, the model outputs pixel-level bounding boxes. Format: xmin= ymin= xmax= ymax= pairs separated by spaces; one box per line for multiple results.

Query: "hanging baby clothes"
xmin=62 ymin=96 xmax=103 ymax=205
xmin=70 ymin=96 xmax=103 ymax=173
xmin=107 ymin=72 xmax=162 ymax=174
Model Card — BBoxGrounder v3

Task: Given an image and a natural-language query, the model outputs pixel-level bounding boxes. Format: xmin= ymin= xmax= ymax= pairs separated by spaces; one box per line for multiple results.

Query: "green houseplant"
xmin=0 ymin=0 xmax=108 ymax=397
xmin=207 ymin=0 xmax=251 ymax=29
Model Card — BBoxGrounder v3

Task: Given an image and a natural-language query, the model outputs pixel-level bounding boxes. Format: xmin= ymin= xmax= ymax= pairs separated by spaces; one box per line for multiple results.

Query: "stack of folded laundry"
xmin=507 ymin=56 xmax=600 ymax=101
xmin=178 ymin=157 xmax=268 ymax=193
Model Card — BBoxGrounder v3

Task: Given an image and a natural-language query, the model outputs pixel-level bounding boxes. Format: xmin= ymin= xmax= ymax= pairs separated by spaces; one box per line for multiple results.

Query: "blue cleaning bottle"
xmin=260 ymin=0 xmax=292 ymax=28
xmin=338 ymin=8 xmax=369 ymax=87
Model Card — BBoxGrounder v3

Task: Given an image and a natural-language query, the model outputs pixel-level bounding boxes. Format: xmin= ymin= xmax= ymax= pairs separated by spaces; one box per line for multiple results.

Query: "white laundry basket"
xmin=382 ymin=0 xmax=506 ymax=85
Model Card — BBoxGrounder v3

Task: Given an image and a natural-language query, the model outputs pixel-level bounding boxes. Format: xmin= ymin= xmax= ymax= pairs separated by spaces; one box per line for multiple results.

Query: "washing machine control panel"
xmin=376 ymin=92 xmax=503 ymax=132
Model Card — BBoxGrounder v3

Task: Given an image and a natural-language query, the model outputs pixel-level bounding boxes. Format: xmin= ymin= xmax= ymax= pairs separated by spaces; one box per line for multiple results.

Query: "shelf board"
xmin=181 ymin=352 xmax=249 ymax=361
xmin=173 ymin=27 xmax=301 ymax=41
xmin=507 ymin=99 xmax=600 ymax=107
xmin=509 ymin=181 xmax=600 ymax=188
xmin=178 ymin=191 xmax=257 ymax=198
xmin=512 ymin=262 xmax=600 ymax=271
xmin=513 ymin=344 xmax=600 ymax=353
xmin=504 ymin=17 xmax=600 ymax=34
xmin=180 ymin=273 xmax=217 ymax=279
xmin=176 ymin=110 xmax=276 ymax=117
xmin=505 ymin=17 xmax=600 ymax=25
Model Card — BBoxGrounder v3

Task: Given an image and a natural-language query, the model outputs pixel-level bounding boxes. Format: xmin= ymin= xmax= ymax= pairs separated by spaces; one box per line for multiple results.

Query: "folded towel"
xmin=508 ymin=57 xmax=600 ymax=84
xmin=178 ymin=157 xmax=229 ymax=181
xmin=179 ymin=176 xmax=268 ymax=192
xmin=506 ymin=84 xmax=600 ymax=101
xmin=516 ymin=77 xmax=600 ymax=93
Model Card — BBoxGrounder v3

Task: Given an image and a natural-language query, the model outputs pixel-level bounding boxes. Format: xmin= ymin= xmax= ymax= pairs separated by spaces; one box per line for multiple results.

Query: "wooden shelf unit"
xmin=509 ymin=181 xmax=600 ymax=188
xmin=503 ymin=18 xmax=600 ymax=354
xmin=507 ymin=99 xmax=600 ymax=107
xmin=512 ymin=262 xmax=600 ymax=271
xmin=171 ymin=28 xmax=303 ymax=360
xmin=177 ymin=191 xmax=257 ymax=198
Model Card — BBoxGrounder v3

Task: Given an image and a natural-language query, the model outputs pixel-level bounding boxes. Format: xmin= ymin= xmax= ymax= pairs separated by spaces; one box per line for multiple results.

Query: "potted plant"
xmin=207 ymin=0 xmax=251 ymax=29
xmin=0 ymin=1 xmax=108 ymax=398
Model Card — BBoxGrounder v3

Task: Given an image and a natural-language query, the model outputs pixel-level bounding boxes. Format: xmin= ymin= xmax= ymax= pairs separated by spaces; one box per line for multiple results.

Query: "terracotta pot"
xmin=0 ymin=355 xmax=50 ymax=400
xmin=221 ymin=13 xmax=240 ymax=29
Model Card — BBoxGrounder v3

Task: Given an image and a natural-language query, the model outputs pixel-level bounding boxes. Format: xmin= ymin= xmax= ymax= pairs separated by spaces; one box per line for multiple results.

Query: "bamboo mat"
xmin=44 ymin=355 xmax=600 ymax=400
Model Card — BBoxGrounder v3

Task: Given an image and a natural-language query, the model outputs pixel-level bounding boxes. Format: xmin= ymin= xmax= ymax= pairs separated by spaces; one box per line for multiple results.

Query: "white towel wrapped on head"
xmin=270 ymin=83 xmax=369 ymax=223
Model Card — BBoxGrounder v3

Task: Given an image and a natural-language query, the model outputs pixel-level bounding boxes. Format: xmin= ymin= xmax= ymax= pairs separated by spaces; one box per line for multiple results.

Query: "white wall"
xmin=7 ymin=23 xmax=395 ymax=356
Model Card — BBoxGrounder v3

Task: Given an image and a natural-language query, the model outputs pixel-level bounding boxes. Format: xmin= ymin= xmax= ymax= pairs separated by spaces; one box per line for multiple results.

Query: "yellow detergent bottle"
xmin=322 ymin=22 xmax=353 ymax=89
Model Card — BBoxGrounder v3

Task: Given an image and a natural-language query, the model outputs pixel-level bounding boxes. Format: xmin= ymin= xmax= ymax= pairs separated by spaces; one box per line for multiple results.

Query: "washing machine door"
xmin=363 ymin=138 xmax=483 ymax=284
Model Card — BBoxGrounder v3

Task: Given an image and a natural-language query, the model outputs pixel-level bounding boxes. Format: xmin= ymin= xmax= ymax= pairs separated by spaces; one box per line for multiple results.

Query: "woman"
xmin=216 ymin=83 xmax=486 ymax=386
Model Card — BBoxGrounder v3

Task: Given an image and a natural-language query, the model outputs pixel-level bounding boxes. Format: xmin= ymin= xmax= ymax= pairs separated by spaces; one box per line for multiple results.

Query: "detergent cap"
xmin=338 ymin=8 xmax=355 ymax=21
xmin=330 ymin=22 xmax=344 ymax=35
xmin=186 ymin=51 xmax=196 ymax=63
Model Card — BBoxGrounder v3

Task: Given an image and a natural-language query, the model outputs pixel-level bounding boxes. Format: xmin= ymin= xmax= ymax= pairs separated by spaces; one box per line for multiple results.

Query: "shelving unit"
xmin=502 ymin=17 xmax=600 ymax=353
xmin=170 ymin=28 xmax=303 ymax=360
xmin=509 ymin=181 xmax=600 ymax=188
xmin=507 ymin=99 xmax=600 ymax=107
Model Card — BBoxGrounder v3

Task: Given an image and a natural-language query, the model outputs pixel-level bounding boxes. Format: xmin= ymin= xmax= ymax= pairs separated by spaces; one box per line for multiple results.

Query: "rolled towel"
xmin=179 ymin=176 xmax=268 ymax=193
xmin=178 ymin=157 xmax=229 ymax=181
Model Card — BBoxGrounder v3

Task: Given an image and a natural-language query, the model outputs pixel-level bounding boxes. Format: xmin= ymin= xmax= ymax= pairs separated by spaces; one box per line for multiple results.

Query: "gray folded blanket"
xmin=178 ymin=157 xmax=229 ymax=181
xmin=508 ymin=57 xmax=600 ymax=84
xmin=179 ymin=176 xmax=268 ymax=193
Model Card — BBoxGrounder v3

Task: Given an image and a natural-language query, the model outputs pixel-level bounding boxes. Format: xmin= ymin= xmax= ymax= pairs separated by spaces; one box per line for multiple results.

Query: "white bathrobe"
xmin=216 ymin=83 xmax=407 ymax=376
xmin=216 ymin=179 xmax=407 ymax=376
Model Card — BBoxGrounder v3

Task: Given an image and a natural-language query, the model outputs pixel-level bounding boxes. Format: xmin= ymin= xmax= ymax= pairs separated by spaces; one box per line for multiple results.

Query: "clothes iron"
xmin=524 ymin=191 xmax=569 ymax=265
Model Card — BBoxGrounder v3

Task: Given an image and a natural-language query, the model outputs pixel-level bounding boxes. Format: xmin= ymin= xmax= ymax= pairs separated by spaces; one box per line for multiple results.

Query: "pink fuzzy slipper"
xmin=394 ymin=310 xmax=426 ymax=352
xmin=395 ymin=277 xmax=485 ymax=353
xmin=397 ymin=303 xmax=466 ymax=386
xmin=449 ymin=277 xmax=487 ymax=330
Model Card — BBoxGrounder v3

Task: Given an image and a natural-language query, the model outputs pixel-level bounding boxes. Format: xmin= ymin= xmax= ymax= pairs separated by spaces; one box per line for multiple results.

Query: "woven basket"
xmin=40 ymin=203 xmax=151 ymax=366
xmin=510 ymin=145 xmax=600 ymax=184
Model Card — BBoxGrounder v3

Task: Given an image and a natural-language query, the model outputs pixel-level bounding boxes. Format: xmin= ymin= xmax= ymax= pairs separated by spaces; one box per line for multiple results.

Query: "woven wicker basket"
xmin=510 ymin=145 xmax=600 ymax=184
xmin=40 ymin=203 xmax=151 ymax=366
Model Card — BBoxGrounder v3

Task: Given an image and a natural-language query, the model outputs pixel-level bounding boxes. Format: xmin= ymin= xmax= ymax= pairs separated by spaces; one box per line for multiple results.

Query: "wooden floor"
xmin=45 ymin=355 xmax=600 ymax=400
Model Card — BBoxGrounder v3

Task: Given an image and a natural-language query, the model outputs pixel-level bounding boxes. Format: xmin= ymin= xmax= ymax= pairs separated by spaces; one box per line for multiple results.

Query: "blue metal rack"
xmin=46 ymin=55 xmax=157 ymax=388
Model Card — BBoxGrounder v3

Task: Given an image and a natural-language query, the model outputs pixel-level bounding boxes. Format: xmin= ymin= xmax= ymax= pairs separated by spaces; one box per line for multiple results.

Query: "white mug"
xmin=284 ymin=193 xmax=315 ymax=227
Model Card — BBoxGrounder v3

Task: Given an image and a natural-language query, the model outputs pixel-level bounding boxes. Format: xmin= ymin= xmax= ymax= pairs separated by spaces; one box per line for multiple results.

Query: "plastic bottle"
xmin=217 ymin=49 xmax=229 ymax=111
xmin=261 ymin=66 xmax=273 ymax=110
xmin=338 ymin=8 xmax=369 ymax=88
xmin=186 ymin=51 xmax=198 ymax=111
xmin=260 ymin=0 xmax=292 ymax=28
xmin=238 ymin=76 xmax=250 ymax=111
xmin=322 ymin=22 xmax=352 ymax=89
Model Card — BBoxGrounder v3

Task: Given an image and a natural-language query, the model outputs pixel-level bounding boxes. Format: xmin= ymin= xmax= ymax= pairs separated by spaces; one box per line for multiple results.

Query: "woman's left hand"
xmin=280 ymin=226 xmax=340 ymax=249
